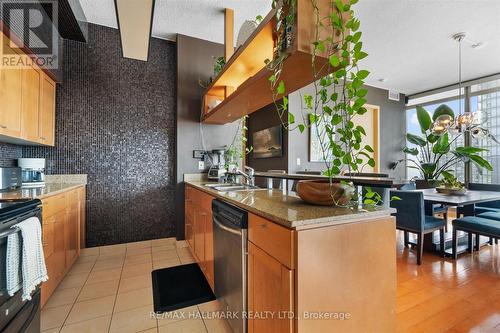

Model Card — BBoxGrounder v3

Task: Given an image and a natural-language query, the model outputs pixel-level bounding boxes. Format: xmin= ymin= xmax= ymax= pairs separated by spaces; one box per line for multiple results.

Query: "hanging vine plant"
xmin=266 ymin=0 xmax=377 ymax=206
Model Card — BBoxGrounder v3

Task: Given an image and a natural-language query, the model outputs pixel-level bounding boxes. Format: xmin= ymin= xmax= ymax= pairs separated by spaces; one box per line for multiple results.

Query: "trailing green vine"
xmin=267 ymin=0 xmax=376 ymax=206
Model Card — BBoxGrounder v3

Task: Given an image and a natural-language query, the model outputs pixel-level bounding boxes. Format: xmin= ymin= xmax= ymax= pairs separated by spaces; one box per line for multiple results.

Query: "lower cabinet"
xmin=184 ymin=185 xmax=214 ymax=290
xmin=41 ymin=186 xmax=86 ymax=307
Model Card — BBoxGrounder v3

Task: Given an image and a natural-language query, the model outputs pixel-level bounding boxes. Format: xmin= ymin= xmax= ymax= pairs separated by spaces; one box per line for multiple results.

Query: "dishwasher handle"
xmin=213 ymin=216 xmax=242 ymax=236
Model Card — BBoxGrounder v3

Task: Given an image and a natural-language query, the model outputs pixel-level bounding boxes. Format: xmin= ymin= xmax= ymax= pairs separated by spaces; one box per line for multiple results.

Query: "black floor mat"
xmin=152 ymin=263 xmax=215 ymax=313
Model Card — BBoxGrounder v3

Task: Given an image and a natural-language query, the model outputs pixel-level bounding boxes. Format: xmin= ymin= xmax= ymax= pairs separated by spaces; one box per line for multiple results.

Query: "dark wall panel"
xmin=176 ymin=35 xmax=240 ymax=240
xmin=23 ymin=24 xmax=176 ymax=247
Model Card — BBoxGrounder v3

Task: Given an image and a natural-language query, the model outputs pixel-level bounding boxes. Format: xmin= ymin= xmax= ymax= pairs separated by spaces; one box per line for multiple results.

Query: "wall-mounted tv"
xmin=252 ymin=125 xmax=283 ymax=159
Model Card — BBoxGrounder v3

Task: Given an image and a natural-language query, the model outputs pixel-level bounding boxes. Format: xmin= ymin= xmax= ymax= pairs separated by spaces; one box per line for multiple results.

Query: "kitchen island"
xmin=184 ymin=175 xmax=396 ymax=333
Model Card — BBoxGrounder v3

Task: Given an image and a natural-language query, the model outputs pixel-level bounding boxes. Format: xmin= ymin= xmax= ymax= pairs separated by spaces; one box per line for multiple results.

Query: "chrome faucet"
xmin=233 ymin=166 xmax=255 ymax=186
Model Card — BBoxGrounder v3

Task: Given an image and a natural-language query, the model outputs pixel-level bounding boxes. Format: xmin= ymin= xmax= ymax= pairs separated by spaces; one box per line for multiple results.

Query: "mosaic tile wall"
xmin=0 ymin=143 xmax=22 ymax=167
xmin=23 ymin=24 xmax=177 ymax=247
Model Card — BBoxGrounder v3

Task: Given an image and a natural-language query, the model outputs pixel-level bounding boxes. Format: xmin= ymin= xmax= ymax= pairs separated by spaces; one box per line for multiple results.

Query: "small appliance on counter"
xmin=208 ymin=149 xmax=227 ymax=180
xmin=17 ymin=158 xmax=46 ymax=188
xmin=0 ymin=168 xmax=22 ymax=191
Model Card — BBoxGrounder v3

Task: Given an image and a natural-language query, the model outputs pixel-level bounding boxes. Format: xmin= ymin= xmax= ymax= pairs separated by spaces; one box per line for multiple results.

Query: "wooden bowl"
xmin=296 ymin=180 xmax=354 ymax=206
xmin=435 ymin=187 xmax=467 ymax=195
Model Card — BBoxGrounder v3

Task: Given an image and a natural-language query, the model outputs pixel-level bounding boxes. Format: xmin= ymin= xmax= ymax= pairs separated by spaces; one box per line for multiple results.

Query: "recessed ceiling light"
xmin=378 ymin=78 xmax=387 ymax=83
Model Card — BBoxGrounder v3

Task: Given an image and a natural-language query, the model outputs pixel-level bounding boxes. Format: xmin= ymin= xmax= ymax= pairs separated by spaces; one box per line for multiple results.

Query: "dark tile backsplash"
xmin=22 ymin=24 xmax=177 ymax=247
xmin=0 ymin=143 xmax=22 ymax=167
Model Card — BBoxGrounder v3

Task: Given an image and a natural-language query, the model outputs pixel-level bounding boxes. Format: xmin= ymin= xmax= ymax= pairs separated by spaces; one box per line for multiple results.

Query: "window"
xmin=405 ymin=100 xmax=465 ymax=181
xmin=406 ymin=76 xmax=500 ymax=184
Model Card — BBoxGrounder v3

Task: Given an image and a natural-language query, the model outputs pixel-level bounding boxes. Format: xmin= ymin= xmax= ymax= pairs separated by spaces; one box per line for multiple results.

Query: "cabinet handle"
xmin=40 ymin=137 xmax=46 ymax=140
xmin=260 ymin=224 xmax=267 ymax=229
xmin=0 ymin=124 xmax=6 ymax=129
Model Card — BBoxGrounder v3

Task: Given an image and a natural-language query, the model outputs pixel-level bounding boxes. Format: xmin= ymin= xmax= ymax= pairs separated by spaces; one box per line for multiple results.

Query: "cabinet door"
xmin=39 ymin=74 xmax=55 ymax=145
xmin=65 ymin=203 xmax=79 ymax=266
xmin=194 ymin=209 xmax=206 ymax=269
xmin=248 ymin=242 xmax=294 ymax=333
xmin=78 ymin=187 xmax=86 ymax=250
xmin=203 ymin=207 xmax=214 ymax=289
xmin=21 ymin=66 xmax=40 ymax=141
xmin=185 ymin=199 xmax=195 ymax=252
xmin=53 ymin=210 xmax=67 ymax=279
xmin=0 ymin=41 xmax=22 ymax=137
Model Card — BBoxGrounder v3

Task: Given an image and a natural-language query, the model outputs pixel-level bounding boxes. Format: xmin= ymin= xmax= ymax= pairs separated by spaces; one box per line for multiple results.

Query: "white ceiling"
xmin=79 ymin=0 xmax=500 ymax=95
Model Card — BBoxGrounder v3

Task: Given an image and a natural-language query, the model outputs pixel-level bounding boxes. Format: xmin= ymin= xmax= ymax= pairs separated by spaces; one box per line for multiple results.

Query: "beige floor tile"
xmin=75 ymin=255 xmax=98 ymax=264
xmin=151 ymin=244 xmax=176 ymax=253
xmin=60 ymin=315 xmax=111 ymax=333
xmin=80 ymin=247 xmax=99 ymax=257
xmin=109 ymin=305 xmax=157 ymax=333
xmin=124 ymin=253 xmax=152 ymax=265
xmin=176 ymin=247 xmax=192 ymax=258
xmin=99 ymin=244 xmax=126 ymax=255
xmin=41 ymin=328 xmax=60 ymax=333
xmin=65 ymin=295 xmax=115 ymax=325
xmin=126 ymin=240 xmax=152 ymax=250
xmin=151 ymin=237 xmax=176 ymax=247
xmin=78 ymin=279 xmax=119 ymax=302
xmin=114 ymin=287 xmax=153 ymax=313
xmin=153 ymin=258 xmax=181 ymax=270
xmin=126 ymin=247 xmax=151 ymax=257
xmin=44 ymin=287 xmax=81 ymax=309
xmin=198 ymin=300 xmax=222 ymax=313
xmin=86 ymin=267 xmax=122 ymax=285
xmin=152 ymin=249 xmax=178 ymax=261
xmin=159 ymin=317 xmax=207 ymax=333
xmin=157 ymin=305 xmax=199 ymax=327
xmin=96 ymin=253 xmax=125 ymax=262
xmin=41 ymin=304 xmax=72 ymax=331
xmin=118 ymin=274 xmax=152 ymax=294
xmin=68 ymin=261 xmax=95 ymax=275
xmin=179 ymin=257 xmax=196 ymax=265
xmin=122 ymin=263 xmax=153 ymax=279
xmin=138 ymin=328 xmax=158 ymax=333
xmin=203 ymin=317 xmax=233 ymax=333
xmin=176 ymin=240 xmax=189 ymax=248
xmin=92 ymin=259 xmax=124 ymax=272
xmin=57 ymin=273 xmax=88 ymax=290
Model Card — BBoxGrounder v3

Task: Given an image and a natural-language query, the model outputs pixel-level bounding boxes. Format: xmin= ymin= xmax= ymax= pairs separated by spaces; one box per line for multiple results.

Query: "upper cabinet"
xmin=202 ymin=0 xmax=340 ymax=124
xmin=0 ymin=31 xmax=56 ymax=146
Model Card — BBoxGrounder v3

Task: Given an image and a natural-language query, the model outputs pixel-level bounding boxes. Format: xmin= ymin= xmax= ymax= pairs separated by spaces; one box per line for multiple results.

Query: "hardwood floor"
xmin=396 ymin=229 xmax=500 ymax=333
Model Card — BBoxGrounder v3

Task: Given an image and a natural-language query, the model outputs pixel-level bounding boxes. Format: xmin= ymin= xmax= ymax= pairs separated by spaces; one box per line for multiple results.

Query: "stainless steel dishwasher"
xmin=212 ymin=199 xmax=248 ymax=333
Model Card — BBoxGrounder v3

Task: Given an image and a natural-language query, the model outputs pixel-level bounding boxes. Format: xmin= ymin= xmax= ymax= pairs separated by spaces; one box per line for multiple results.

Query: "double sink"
xmin=203 ymin=183 xmax=264 ymax=192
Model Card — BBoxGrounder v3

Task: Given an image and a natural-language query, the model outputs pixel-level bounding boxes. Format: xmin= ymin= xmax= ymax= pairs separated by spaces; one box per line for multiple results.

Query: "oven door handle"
xmin=213 ymin=217 xmax=242 ymax=236
xmin=0 ymin=227 xmax=19 ymax=239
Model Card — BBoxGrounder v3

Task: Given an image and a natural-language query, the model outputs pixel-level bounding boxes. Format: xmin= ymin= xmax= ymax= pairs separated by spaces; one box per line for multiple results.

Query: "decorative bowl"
xmin=435 ymin=187 xmax=467 ymax=195
xmin=296 ymin=180 xmax=354 ymax=206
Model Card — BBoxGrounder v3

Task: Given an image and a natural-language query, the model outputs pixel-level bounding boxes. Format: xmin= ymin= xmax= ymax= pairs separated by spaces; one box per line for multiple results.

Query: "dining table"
xmin=421 ymin=188 xmax=500 ymax=255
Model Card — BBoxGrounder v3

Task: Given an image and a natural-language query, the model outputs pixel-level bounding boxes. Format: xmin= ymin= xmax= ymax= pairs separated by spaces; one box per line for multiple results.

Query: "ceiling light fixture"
xmin=114 ymin=0 xmax=155 ymax=61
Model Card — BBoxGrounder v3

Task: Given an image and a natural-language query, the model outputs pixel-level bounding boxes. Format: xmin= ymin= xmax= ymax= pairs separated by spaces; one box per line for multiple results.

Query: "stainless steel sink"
xmin=203 ymin=183 xmax=263 ymax=192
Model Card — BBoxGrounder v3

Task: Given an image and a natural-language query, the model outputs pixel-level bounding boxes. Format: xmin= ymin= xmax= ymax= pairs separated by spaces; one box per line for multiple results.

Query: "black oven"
xmin=0 ymin=199 xmax=42 ymax=333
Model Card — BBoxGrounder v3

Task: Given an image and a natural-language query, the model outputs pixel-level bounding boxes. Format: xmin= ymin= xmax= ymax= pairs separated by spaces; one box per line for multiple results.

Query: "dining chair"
xmin=390 ymin=190 xmax=446 ymax=265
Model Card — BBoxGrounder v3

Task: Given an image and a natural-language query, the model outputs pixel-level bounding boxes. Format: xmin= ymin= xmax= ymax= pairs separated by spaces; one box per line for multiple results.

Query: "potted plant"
xmin=435 ymin=171 xmax=466 ymax=195
xmin=392 ymin=104 xmax=493 ymax=189
xmin=266 ymin=0 xmax=377 ymax=206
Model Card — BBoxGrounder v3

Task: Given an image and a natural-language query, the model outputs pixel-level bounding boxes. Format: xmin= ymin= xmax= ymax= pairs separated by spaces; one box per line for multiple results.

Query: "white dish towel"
xmin=6 ymin=217 xmax=48 ymax=301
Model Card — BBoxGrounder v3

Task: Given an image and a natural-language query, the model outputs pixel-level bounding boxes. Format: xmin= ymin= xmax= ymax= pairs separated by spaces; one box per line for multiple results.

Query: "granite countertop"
xmin=0 ymin=174 xmax=87 ymax=200
xmin=185 ymin=179 xmax=395 ymax=230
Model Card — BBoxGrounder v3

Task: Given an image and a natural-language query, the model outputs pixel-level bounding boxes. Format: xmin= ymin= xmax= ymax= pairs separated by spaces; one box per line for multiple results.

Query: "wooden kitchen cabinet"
xmin=21 ymin=65 xmax=41 ymax=142
xmin=184 ymin=185 xmax=215 ymax=289
xmin=0 ymin=31 xmax=56 ymax=146
xmin=41 ymin=186 xmax=86 ymax=307
xmin=0 ymin=37 xmax=23 ymax=138
xmin=248 ymin=242 xmax=294 ymax=333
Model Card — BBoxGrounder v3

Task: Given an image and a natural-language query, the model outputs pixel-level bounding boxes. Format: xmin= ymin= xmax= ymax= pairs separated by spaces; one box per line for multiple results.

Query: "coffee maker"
xmin=208 ymin=149 xmax=227 ymax=180
xmin=17 ymin=158 xmax=46 ymax=187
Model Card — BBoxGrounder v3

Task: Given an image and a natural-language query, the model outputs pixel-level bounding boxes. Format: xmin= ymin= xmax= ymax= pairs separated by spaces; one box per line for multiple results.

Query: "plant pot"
xmin=415 ymin=179 xmax=440 ymax=189
xmin=296 ymin=180 xmax=354 ymax=206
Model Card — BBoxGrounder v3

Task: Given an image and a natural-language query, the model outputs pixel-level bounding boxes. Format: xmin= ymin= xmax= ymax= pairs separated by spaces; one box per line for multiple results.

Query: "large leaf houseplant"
xmin=266 ymin=0 xmax=376 ymax=206
xmin=394 ymin=104 xmax=493 ymax=187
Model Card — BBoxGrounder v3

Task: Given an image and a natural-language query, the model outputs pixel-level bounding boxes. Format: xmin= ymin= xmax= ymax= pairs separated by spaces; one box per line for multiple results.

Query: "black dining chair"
xmin=390 ymin=190 xmax=446 ymax=265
